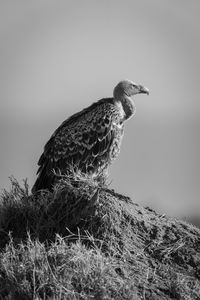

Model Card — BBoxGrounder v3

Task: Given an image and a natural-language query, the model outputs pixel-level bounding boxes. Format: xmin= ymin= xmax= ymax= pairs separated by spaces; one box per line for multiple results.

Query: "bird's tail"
xmin=32 ymin=164 xmax=55 ymax=193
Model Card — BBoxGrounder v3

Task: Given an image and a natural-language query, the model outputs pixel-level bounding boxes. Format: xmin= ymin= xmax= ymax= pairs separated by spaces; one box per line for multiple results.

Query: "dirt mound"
xmin=0 ymin=178 xmax=200 ymax=299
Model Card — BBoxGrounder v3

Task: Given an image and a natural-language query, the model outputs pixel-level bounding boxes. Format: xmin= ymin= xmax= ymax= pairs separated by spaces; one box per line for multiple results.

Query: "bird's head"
xmin=113 ymin=80 xmax=149 ymax=99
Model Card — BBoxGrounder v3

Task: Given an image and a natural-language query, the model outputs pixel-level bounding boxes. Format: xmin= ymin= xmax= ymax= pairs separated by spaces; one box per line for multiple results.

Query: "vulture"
xmin=32 ymin=80 xmax=149 ymax=192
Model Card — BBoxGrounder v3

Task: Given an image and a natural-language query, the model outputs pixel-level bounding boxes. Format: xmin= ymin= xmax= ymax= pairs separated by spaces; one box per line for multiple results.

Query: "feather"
xmin=32 ymin=98 xmax=124 ymax=192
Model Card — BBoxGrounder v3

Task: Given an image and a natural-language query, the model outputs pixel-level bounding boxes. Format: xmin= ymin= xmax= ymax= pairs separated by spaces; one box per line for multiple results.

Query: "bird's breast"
xmin=114 ymin=100 xmax=126 ymax=121
xmin=108 ymin=121 xmax=124 ymax=161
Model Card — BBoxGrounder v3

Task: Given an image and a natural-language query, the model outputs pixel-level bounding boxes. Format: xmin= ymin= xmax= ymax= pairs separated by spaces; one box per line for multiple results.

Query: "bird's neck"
xmin=116 ymin=95 xmax=136 ymax=121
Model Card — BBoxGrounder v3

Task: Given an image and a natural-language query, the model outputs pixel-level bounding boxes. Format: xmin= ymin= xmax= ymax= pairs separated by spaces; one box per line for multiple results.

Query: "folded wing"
xmin=32 ymin=100 xmax=118 ymax=192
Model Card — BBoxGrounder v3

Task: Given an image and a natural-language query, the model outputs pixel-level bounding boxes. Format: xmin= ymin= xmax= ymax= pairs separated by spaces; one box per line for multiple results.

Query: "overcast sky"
xmin=0 ymin=0 xmax=200 ymax=217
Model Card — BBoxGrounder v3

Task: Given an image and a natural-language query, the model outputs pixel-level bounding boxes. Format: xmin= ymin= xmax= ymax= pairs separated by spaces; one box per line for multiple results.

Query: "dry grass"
xmin=0 ymin=234 xmax=138 ymax=299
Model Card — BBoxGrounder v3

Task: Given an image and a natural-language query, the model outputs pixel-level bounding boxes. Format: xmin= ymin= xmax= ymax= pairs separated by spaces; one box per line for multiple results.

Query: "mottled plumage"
xmin=32 ymin=80 xmax=149 ymax=192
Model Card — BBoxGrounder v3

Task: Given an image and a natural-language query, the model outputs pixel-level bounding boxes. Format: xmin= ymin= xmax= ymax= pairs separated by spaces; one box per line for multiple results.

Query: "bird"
xmin=32 ymin=80 xmax=149 ymax=192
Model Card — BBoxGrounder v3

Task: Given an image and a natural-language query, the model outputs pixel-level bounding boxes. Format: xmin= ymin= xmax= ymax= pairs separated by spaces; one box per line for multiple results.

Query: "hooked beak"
xmin=138 ymin=85 xmax=149 ymax=95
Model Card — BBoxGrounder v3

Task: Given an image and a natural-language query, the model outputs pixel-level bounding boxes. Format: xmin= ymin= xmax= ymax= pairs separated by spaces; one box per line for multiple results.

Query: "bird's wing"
xmin=37 ymin=101 xmax=120 ymax=176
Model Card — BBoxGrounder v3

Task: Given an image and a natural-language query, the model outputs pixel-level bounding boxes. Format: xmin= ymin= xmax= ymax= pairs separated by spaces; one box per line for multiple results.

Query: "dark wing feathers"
xmin=32 ymin=98 xmax=120 ymax=192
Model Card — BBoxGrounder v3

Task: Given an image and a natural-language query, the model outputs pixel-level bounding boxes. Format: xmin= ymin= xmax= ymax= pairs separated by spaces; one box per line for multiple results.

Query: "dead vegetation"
xmin=0 ymin=176 xmax=200 ymax=299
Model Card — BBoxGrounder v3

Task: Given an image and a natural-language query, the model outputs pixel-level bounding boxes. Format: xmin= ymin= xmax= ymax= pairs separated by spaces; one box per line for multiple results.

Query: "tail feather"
xmin=32 ymin=164 xmax=55 ymax=193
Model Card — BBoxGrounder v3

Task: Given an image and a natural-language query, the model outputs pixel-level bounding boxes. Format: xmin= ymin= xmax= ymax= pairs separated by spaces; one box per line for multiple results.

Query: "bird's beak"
xmin=138 ymin=85 xmax=149 ymax=95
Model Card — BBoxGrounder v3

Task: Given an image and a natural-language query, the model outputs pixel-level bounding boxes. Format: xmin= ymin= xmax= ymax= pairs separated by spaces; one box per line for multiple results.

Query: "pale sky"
xmin=0 ymin=0 xmax=200 ymax=217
